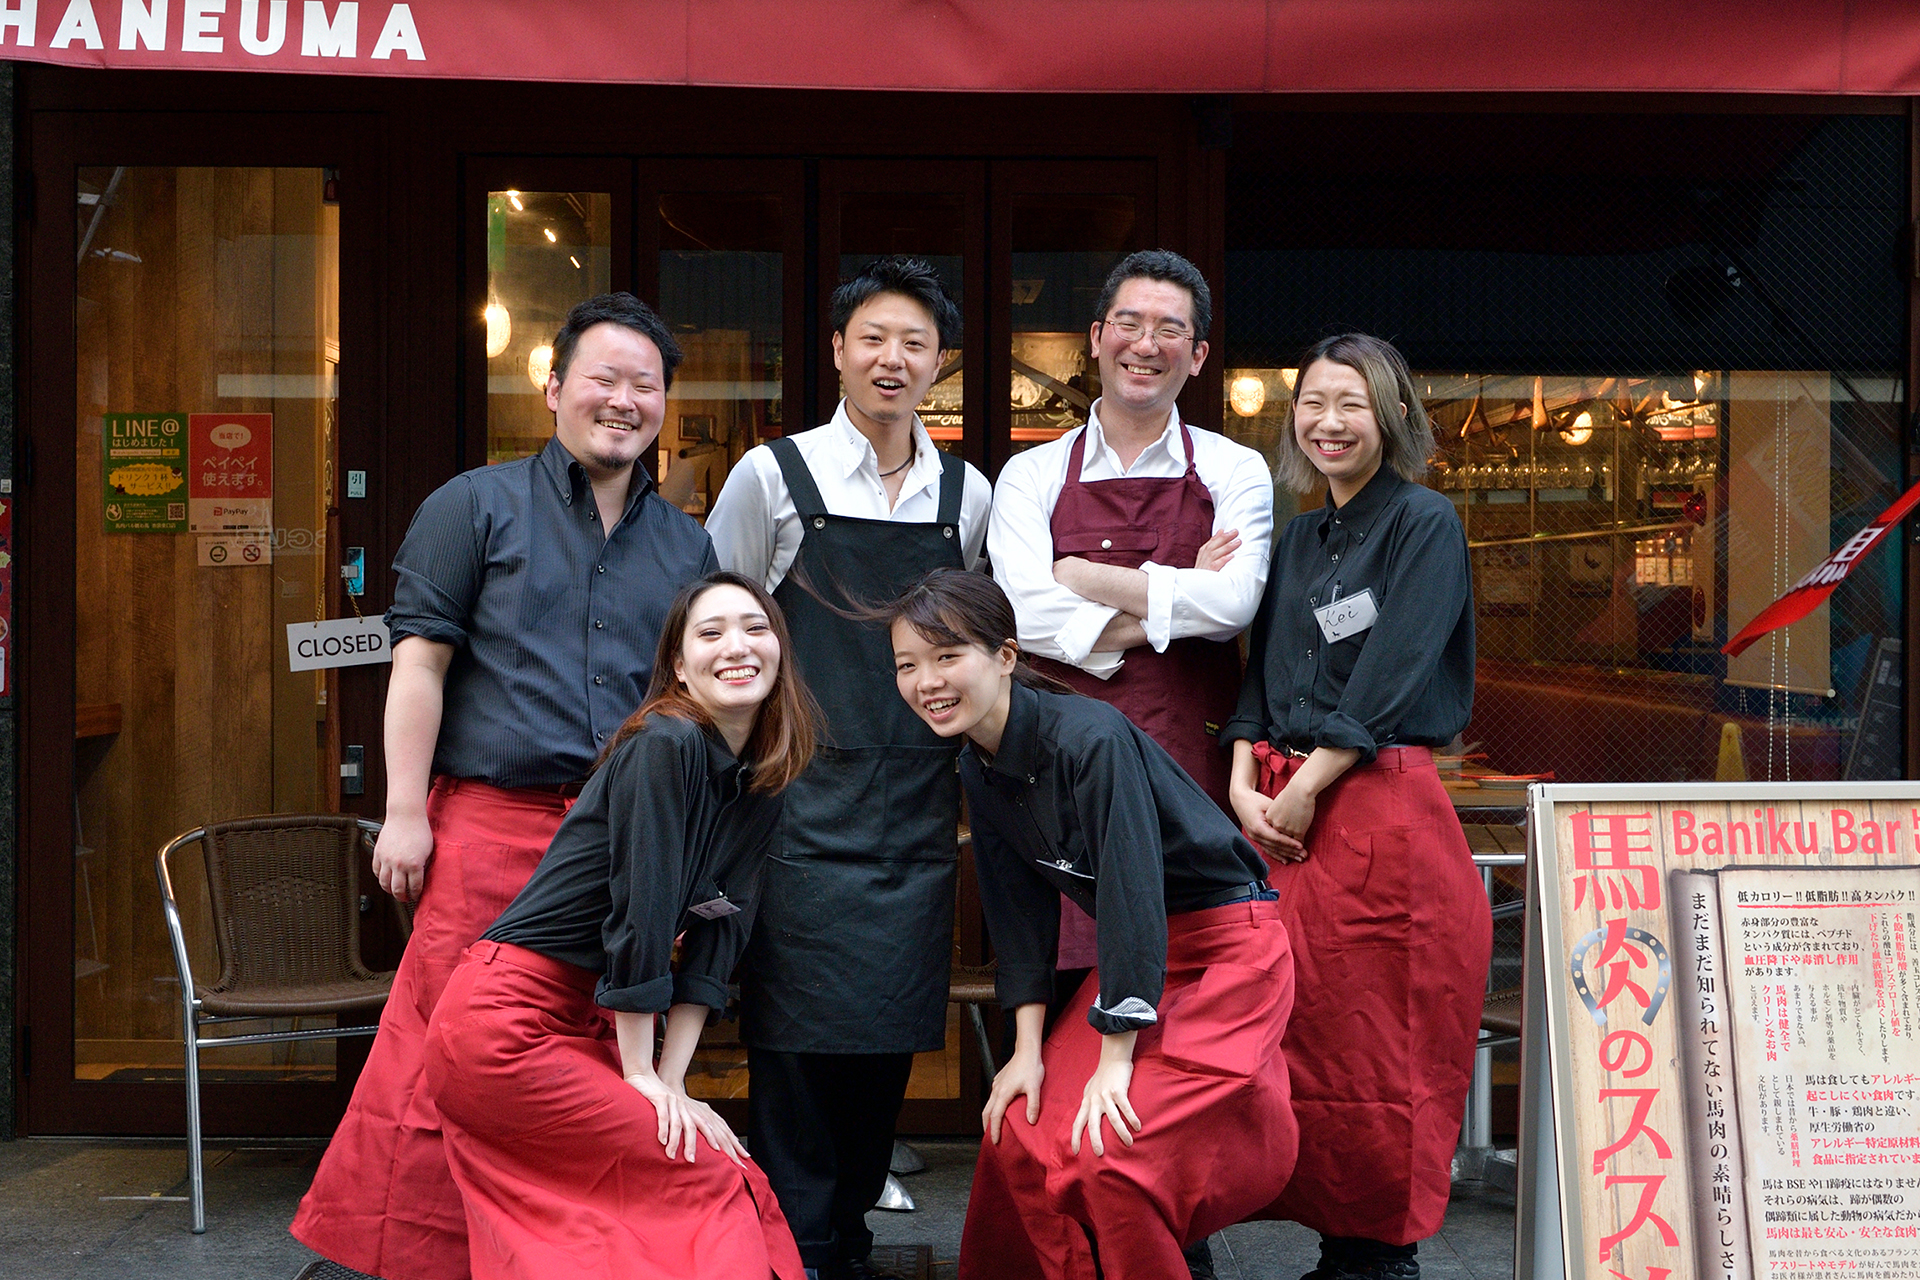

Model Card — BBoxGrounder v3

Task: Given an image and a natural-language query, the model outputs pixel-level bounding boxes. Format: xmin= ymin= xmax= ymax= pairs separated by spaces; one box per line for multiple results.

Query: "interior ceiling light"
xmin=528 ymin=344 xmax=554 ymax=391
xmin=1229 ymin=375 xmax=1267 ymax=417
xmin=507 ymin=190 xmax=524 ymax=212
xmin=483 ymin=303 xmax=512 ymax=359
xmin=543 ymin=227 xmax=557 ymax=244
xmin=1559 ymin=410 xmax=1594 ymax=446
xmin=1279 ymin=368 xmax=1298 ymax=390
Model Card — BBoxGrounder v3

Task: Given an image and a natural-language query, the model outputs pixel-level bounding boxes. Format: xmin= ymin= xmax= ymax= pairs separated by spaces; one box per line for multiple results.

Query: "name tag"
xmin=1314 ymin=588 xmax=1378 ymax=643
xmin=688 ymin=894 xmax=740 ymax=921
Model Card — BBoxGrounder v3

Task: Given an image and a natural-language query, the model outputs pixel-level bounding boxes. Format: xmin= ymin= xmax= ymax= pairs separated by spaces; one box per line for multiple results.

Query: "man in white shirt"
xmin=706 ymin=258 xmax=990 ymax=1280
xmin=985 ymin=247 xmax=1271 ymax=1280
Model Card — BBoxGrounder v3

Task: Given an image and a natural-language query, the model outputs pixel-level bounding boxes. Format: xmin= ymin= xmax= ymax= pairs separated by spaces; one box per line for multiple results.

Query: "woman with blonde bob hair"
xmin=423 ymin=571 xmax=818 ymax=1280
xmin=1224 ymin=334 xmax=1488 ymax=1280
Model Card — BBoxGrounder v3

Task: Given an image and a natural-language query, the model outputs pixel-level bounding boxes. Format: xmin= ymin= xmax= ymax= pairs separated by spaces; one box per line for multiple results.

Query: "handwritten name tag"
xmin=1313 ymin=588 xmax=1379 ymax=644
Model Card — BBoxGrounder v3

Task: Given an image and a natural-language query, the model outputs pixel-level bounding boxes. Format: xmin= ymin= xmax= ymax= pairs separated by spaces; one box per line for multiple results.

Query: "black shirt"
xmin=962 ymin=682 xmax=1270 ymax=1036
xmin=483 ymin=713 xmax=782 ymax=1015
xmin=387 ymin=437 xmax=720 ymax=787
xmin=1224 ymin=468 xmax=1473 ymax=763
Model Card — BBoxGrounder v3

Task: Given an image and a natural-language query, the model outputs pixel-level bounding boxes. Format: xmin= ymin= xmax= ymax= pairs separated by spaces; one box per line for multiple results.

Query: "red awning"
xmin=5 ymin=0 xmax=1920 ymax=95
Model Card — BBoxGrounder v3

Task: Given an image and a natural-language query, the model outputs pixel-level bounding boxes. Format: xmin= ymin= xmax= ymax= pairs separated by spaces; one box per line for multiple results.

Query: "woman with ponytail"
xmin=885 ymin=568 xmax=1298 ymax=1280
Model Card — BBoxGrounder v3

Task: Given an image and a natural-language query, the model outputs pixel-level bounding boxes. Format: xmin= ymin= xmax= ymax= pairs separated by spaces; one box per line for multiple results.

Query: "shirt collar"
xmin=700 ymin=722 xmax=750 ymax=792
xmin=537 ymin=434 xmax=657 ymax=516
xmin=828 ymin=399 xmax=941 ymax=495
xmin=1318 ymin=464 xmax=1404 ymax=542
xmin=1083 ymin=401 xmax=1186 ymax=471
xmin=973 ymin=679 xmax=1043 ymax=783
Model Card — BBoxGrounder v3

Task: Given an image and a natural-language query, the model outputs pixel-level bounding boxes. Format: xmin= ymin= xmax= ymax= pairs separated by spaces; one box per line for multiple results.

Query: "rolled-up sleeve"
xmin=596 ymin=730 xmax=695 ymax=1013
xmin=1314 ymin=503 xmax=1472 ymax=764
xmin=1073 ymin=733 xmax=1168 ymax=1035
xmin=988 ymin=447 xmax=1124 ymax=676
xmin=1139 ymin=449 xmax=1275 ymax=650
xmin=386 ymin=477 xmax=482 ymax=648
xmin=705 ymin=449 xmax=783 ymax=590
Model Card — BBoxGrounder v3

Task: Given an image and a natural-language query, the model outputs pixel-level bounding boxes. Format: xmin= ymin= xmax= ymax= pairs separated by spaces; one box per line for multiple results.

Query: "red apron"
xmin=1034 ymin=424 xmax=1243 ymax=968
xmin=425 ymin=942 xmax=806 ymax=1280
xmin=957 ymin=898 xmax=1298 ymax=1280
xmin=292 ymin=778 xmax=571 ymax=1280
xmin=1247 ymin=744 xmax=1490 ymax=1245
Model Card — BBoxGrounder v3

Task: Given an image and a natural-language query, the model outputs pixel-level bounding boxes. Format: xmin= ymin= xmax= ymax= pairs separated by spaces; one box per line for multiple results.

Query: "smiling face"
xmin=891 ymin=620 xmax=1018 ymax=750
xmin=546 ymin=321 xmax=668 ymax=481
xmin=832 ymin=291 xmax=944 ymax=436
xmin=1090 ymin=277 xmax=1209 ymax=427
xmin=673 ymin=584 xmax=781 ymax=726
xmin=1292 ymin=357 xmax=1387 ymax=504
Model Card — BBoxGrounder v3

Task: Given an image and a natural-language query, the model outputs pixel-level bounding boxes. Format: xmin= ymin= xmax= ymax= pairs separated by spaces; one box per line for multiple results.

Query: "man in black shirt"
xmin=293 ymin=293 xmax=718 ymax=1280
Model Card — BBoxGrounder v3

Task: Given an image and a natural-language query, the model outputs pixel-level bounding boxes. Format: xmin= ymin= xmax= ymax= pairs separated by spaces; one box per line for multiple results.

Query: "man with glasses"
xmin=982 ymin=249 xmax=1274 ymax=1279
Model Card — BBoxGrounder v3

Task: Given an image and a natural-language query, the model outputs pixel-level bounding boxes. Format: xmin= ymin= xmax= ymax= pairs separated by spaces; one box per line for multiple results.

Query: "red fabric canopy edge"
xmin=4 ymin=0 xmax=1920 ymax=94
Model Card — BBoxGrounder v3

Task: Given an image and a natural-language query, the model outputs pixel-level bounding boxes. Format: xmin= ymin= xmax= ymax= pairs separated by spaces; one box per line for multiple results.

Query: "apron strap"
xmin=1062 ymin=425 xmax=1090 ymax=492
xmin=1177 ymin=421 xmax=1200 ymax=480
xmin=767 ymin=436 xmax=829 ymax=521
xmin=934 ymin=447 xmax=964 ymax=528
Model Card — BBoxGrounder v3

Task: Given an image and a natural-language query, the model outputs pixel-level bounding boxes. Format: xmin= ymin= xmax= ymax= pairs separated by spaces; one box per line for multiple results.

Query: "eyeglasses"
xmin=1100 ymin=316 xmax=1196 ymax=348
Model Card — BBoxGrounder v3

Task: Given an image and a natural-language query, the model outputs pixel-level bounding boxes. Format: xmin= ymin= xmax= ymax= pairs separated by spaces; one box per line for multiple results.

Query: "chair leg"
xmin=183 ymin=1008 xmax=205 ymax=1233
xmin=967 ymin=1003 xmax=997 ymax=1078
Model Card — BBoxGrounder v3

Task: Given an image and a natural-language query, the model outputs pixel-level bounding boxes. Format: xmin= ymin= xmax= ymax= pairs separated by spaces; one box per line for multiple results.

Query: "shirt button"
xmin=1297 ymin=697 xmax=1308 ymax=706
xmin=589 ymin=510 xmax=597 ymax=521
xmin=1310 ymin=596 xmax=1318 ymax=605
xmin=1331 ymin=552 xmax=1340 ymax=562
xmin=1100 ymin=539 xmax=1112 ymax=549
xmin=596 ymin=564 xmax=606 ymax=574
xmin=594 ymin=675 xmax=605 ymax=686
xmin=1306 ymin=649 xmax=1314 ymax=659
xmin=596 ymin=731 xmax=606 ymax=741
xmin=595 ymin=620 xmax=605 ymax=629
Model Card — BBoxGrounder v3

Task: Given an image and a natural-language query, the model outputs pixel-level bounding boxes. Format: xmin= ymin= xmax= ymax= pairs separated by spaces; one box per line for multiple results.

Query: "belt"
xmin=1268 ymin=743 xmax=1430 ymax=772
xmin=517 ymin=780 xmax=587 ymax=798
xmin=1177 ymin=879 xmax=1275 ymax=913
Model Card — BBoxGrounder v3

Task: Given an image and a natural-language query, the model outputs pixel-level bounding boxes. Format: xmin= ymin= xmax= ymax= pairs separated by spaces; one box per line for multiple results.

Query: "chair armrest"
xmin=155 ymin=826 xmax=209 ymax=1008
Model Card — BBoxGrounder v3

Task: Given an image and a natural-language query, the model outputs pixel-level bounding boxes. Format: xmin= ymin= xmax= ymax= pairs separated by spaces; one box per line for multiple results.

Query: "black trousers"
xmin=748 ymin=1048 xmax=916 ymax=1272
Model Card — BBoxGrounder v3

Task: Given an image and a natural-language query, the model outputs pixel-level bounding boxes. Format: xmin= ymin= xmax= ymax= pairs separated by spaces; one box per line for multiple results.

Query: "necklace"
xmin=877 ymin=449 xmax=915 ymax=478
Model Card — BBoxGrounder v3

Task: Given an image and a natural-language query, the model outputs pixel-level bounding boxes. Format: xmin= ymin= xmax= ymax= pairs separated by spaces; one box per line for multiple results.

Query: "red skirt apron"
xmin=1036 ymin=424 xmax=1243 ymax=969
xmin=424 ymin=942 xmax=806 ymax=1280
xmin=291 ymin=777 xmax=571 ymax=1280
xmin=1247 ymin=744 xmax=1490 ymax=1244
xmin=957 ymin=899 xmax=1298 ymax=1280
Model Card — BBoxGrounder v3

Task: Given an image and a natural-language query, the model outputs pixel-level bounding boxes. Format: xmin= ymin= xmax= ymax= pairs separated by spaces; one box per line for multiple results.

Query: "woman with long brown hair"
xmin=420 ymin=571 xmax=817 ymax=1280
xmin=886 ymin=568 xmax=1298 ymax=1280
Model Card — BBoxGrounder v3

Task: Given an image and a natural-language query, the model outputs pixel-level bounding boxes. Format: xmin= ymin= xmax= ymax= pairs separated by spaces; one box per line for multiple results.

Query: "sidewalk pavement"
xmin=0 ymin=1135 xmax=1518 ymax=1279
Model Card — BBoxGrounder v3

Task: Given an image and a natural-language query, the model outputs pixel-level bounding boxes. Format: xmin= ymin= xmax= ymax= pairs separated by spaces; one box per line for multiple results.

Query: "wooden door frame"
xmin=17 ymin=108 xmax=390 ymax=1136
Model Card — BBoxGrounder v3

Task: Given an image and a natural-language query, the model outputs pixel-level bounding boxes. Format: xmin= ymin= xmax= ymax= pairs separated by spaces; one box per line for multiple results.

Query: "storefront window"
xmin=1226 ymin=110 xmax=1908 ymax=787
xmin=654 ymin=192 xmax=784 ymax=520
xmin=74 ymin=166 xmax=341 ymax=1080
xmin=1007 ymin=193 xmax=1135 ymax=454
xmin=484 ymin=189 xmax=613 ymax=464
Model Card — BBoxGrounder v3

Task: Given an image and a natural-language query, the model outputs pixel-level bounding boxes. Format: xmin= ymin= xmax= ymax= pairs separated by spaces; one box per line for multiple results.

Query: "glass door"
xmin=22 ymin=110 xmax=387 ymax=1137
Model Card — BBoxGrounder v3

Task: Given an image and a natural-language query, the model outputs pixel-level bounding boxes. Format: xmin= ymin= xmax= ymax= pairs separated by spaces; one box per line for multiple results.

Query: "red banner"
xmin=1722 ymin=479 xmax=1920 ymax=657
xmin=4 ymin=1 xmax=1920 ymax=95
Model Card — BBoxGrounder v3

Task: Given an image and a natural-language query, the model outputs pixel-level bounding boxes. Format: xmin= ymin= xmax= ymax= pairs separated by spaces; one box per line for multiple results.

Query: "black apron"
xmin=740 ymin=436 xmax=966 ymax=1054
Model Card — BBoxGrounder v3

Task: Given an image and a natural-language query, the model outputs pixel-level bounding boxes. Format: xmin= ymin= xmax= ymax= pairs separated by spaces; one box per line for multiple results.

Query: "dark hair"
xmin=1093 ymin=249 xmax=1213 ymax=343
xmin=830 ymin=257 xmax=963 ymax=352
xmin=549 ymin=292 xmax=685 ymax=390
xmin=600 ymin=572 xmax=818 ymax=794
xmin=1273 ymin=332 xmax=1435 ymax=494
xmin=884 ymin=569 xmax=1074 ymax=696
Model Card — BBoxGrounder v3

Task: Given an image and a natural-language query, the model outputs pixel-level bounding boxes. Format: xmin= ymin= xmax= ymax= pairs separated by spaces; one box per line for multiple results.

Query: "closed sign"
xmin=287 ymin=617 xmax=393 ymax=672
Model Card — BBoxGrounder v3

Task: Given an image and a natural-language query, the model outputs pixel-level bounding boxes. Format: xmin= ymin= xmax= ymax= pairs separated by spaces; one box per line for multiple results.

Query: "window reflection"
xmin=485 ymin=190 xmax=612 ymax=464
xmin=656 ymin=193 xmax=784 ymax=520
xmin=1008 ymin=193 xmax=1135 ymax=454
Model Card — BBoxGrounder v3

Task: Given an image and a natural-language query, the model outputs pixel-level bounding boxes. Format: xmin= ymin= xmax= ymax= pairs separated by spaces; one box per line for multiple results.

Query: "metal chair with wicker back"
xmin=155 ymin=813 xmax=397 ymax=1233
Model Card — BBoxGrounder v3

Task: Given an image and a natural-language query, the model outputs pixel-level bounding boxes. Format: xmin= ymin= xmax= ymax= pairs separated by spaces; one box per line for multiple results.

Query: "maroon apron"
xmin=426 ymin=942 xmax=806 ymax=1280
xmin=1247 ymin=743 xmax=1491 ymax=1245
xmin=1034 ymin=424 xmax=1244 ymax=967
xmin=957 ymin=899 xmax=1298 ymax=1280
xmin=292 ymin=778 xmax=572 ymax=1280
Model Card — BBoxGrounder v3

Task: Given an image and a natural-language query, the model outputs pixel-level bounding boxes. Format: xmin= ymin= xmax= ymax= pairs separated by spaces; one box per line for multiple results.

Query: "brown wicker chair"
xmin=155 ymin=813 xmax=395 ymax=1233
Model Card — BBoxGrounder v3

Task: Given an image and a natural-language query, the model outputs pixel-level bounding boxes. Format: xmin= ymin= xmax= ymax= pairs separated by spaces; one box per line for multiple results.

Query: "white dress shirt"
xmin=989 ymin=403 xmax=1273 ymax=678
xmin=706 ymin=400 xmax=993 ymax=592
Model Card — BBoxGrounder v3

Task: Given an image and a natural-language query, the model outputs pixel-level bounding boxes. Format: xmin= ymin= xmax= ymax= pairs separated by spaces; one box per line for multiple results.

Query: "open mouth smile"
xmin=1119 ymin=362 xmax=1160 ymax=377
xmin=1310 ymin=439 xmax=1355 ymax=456
xmin=715 ymin=666 xmax=760 ymax=685
xmin=923 ymin=696 xmax=960 ymax=717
